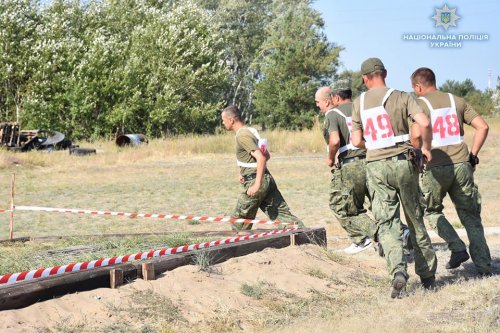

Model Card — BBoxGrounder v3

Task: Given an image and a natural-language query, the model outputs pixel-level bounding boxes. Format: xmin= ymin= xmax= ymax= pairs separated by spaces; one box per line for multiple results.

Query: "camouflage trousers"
xmin=421 ymin=162 xmax=491 ymax=273
xmin=232 ymin=173 xmax=304 ymax=230
xmin=329 ymin=159 xmax=378 ymax=245
xmin=367 ymin=158 xmax=437 ymax=279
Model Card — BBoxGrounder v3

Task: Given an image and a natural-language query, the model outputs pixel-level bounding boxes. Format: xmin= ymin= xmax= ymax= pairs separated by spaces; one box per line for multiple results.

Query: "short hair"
xmin=316 ymin=86 xmax=332 ymax=100
xmin=222 ymin=105 xmax=242 ymax=121
xmin=411 ymin=67 xmax=436 ymax=87
xmin=364 ymin=69 xmax=387 ymax=80
xmin=332 ymin=89 xmax=352 ymax=100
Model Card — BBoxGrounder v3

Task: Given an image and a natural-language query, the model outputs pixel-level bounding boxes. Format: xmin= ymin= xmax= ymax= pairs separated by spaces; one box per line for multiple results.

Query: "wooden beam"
xmin=141 ymin=263 xmax=155 ymax=281
xmin=0 ymin=228 xmax=325 ymax=311
xmin=110 ymin=269 xmax=123 ymax=289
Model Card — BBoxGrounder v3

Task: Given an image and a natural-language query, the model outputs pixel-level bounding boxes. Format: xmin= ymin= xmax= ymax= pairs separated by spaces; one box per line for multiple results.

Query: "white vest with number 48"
xmin=418 ymin=93 xmax=463 ymax=147
xmin=360 ymin=88 xmax=410 ymax=150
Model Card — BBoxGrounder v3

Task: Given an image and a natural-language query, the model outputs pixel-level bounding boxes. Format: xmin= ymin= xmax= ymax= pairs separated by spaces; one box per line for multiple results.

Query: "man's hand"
xmin=421 ymin=147 xmax=432 ymax=164
xmin=239 ymin=175 xmax=244 ymax=184
xmin=469 ymin=152 xmax=479 ymax=171
xmin=326 ymin=157 xmax=334 ymax=167
xmin=247 ymin=183 xmax=260 ymax=196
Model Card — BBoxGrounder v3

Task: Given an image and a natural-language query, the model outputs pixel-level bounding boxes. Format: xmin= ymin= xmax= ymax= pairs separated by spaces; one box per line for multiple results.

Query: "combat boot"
xmin=421 ymin=275 xmax=436 ymax=290
xmin=445 ymin=250 xmax=470 ymax=269
xmin=390 ymin=272 xmax=407 ymax=299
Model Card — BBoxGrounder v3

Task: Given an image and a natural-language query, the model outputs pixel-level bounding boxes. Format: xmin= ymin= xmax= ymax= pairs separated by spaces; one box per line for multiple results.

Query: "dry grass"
xmin=0 ymin=118 xmax=499 ymax=333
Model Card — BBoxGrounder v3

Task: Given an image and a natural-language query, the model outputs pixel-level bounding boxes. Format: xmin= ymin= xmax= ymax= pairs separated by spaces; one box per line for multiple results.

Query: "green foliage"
xmin=253 ymin=1 xmax=342 ymax=129
xmin=440 ymin=78 xmax=495 ymax=115
xmin=1 ymin=0 xmax=343 ymax=137
xmin=2 ymin=0 xmax=230 ymax=139
xmin=440 ymin=78 xmax=476 ymax=97
xmin=335 ymin=70 xmax=365 ymax=99
xmin=197 ymin=0 xmax=274 ymax=122
xmin=0 ymin=0 xmax=41 ymax=122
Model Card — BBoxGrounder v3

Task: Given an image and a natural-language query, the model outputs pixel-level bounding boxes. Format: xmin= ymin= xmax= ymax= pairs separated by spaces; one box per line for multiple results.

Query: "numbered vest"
xmin=360 ymin=89 xmax=410 ymax=150
xmin=236 ymin=127 xmax=267 ymax=168
xmin=330 ymin=108 xmax=359 ymax=154
xmin=418 ymin=93 xmax=463 ymax=147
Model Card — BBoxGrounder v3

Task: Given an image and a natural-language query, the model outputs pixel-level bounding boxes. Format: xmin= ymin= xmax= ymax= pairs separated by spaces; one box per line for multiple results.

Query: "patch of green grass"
xmin=241 ymin=281 xmax=266 ymax=300
xmin=306 ymin=266 xmax=329 ymax=280
xmin=192 ymin=250 xmax=221 ymax=275
xmin=0 ymin=233 xmax=221 ymax=275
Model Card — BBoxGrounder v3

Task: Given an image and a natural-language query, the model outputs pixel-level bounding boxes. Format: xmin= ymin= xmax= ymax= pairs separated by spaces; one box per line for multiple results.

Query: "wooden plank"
xmin=110 ymin=269 xmax=123 ymax=289
xmin=0 ymin=264 xmax=138 ymax=311
xmin=0 ymin=228 xmax=325 ymax=311
xmin=141 ymin=263 xmax=155 ymax=281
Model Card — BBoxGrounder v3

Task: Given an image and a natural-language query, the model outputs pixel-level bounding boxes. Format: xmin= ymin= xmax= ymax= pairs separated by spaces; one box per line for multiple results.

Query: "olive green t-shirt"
xmin=236 ymin=127 xmax=263 ymax=176
xmin=323 ymin=102 xmax=366 ymax=159
xmin=416 ymin=90 xmax=478 ymax=167
xmin=352 ymin=86 xmax=420 ymax=162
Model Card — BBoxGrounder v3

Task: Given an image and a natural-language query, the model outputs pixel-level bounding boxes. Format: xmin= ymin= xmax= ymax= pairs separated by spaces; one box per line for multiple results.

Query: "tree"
xmin=0 ymin=0 xmax=41 ymax=123
xmin=335 ymin=70 xmax=365 ymax=99
xmin=20 ymin=0 xmax=230 ymax=139
xmin=440 ymin=78 xmax=494 ymax=115
xmin=196 ymin=0 xmax=274 ymax=122
xmin=253 ymin=1 xmax=342 ymax=129
xmin=439 ymin=78 xmax=476 ymax=98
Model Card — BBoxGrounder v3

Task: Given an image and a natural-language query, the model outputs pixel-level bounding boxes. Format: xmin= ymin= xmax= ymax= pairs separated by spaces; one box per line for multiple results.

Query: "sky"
xmin=311 ymin=0 xmax=499 ymax=92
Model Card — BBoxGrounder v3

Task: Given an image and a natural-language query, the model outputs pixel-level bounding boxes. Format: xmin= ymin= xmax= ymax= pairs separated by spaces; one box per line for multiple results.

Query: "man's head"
xmin=330 ymin=79 xmax=352 ymax=106
xmin=221 ymin=105 xmax=242 ymax=131
xmin=410 ymin=67 xmax=437 ymax=96
xmin=315 ymin=86 xmax=334 ymax=113
xmin=360 ymin=57 xmax=387 ymax=88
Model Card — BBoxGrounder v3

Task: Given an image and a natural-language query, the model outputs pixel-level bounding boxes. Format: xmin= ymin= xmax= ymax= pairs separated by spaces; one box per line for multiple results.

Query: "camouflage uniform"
xmin=325 ymin=103 xmax=377 ymax=244
xmin=232 ymin=127 xmax=304 ymax=230
xmin=417 ymin=91 xmax=491 ymax=273
xmin=352 ymin=86 xmax=437 ymax=280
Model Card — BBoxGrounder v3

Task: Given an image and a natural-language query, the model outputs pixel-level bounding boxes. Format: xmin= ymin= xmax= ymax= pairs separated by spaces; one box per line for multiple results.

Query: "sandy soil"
xmin=1 ymin=228 xmax=499 ymax=333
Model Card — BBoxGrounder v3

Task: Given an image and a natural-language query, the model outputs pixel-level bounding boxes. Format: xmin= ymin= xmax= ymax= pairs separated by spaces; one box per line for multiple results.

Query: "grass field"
xmin=0 ymin=117 xmax=499 ymax=332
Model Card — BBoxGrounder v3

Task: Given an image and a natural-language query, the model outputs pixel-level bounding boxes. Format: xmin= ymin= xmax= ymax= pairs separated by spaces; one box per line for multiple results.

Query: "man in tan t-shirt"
xmin=221 ymin=105 xmax=304 ymax=232
xmin=411 ymin=67 xmax=491 ymax=276
xmin=315 ymin=84 xmax=377 ymax=254
xmin=351 ymin=58 xmax=437 ymax=298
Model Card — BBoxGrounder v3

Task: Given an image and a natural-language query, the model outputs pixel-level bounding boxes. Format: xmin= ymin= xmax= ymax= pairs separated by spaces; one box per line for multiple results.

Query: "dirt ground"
xmin=1 ymin=229 xmax=499 ymax=333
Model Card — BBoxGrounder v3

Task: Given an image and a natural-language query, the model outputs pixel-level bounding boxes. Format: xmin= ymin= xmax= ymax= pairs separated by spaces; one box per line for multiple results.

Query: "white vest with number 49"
xmin=418 ymin=93 xmax=463 ymax=147
xmin=360 ymin=88 xmax=410 ymax=150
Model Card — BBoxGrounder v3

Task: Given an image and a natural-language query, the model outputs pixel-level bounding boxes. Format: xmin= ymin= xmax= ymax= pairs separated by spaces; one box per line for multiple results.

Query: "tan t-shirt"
xmin=352 ymin=86 xmax=421 ymax=161
xmin=416 ymin=90 xmax=478 ymax=167
xmin=323 ymin=102 xmax=366 ymax=159
xmin=236 ymin=127 xmax=262 ymax=176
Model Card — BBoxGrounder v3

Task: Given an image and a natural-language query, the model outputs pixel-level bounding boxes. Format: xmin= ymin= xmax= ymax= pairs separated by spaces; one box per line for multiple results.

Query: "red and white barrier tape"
xmin=0 ymin=209 xmax=7 ymax=213
xmin=0 ymin=228 xmax=297 ymax=286
xmin=14 ymin=205 xmax=296 ymax=226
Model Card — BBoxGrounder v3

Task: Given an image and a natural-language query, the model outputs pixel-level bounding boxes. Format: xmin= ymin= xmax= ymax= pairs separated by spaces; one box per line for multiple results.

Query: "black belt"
xmin=340 ymin=156 xmax=366 ymax=165
xmin=373 ymin=153 xmax=407 ymax=162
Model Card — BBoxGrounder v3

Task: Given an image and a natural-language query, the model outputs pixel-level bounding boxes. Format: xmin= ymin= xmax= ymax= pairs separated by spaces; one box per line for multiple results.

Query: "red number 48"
xmin=433 ymin=114 xmax=459 ymax=139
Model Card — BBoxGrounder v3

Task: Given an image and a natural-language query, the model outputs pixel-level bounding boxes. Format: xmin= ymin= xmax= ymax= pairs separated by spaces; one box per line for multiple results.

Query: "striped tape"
xmin=0 ymin=228 xmax=297 ymax=286
xmin=14 ymin=205 xmax=296 ymax=226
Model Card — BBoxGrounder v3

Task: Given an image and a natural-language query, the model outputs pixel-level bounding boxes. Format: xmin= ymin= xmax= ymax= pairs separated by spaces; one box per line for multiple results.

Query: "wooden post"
xmin=110 ymin=269 xmax=123 ymax=289
xmin=290 ymin=234 xmax=296 ymax=246
xmin=141 ymin=262 xmax=155 ymax=281
xmin=9 ymin=173 xmax=15 ymax=240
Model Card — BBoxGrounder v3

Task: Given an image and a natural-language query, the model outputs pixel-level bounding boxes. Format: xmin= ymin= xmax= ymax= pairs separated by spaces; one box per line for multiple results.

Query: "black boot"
xmin=445 ymin=250 xmax=470 ymax=269
xmin=421 ymin=275 xmax=436 ymax=290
